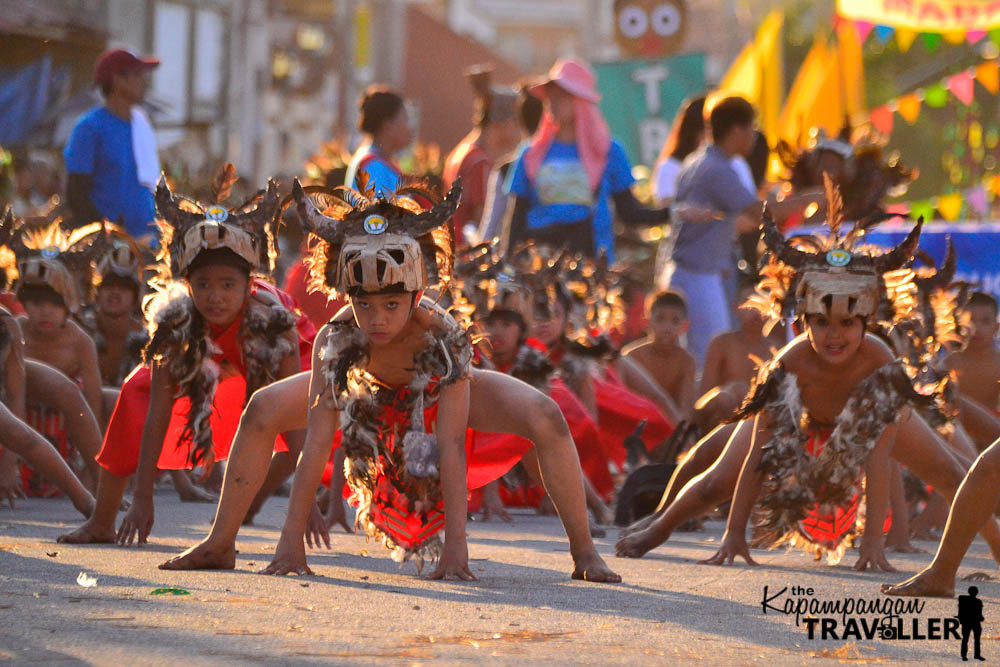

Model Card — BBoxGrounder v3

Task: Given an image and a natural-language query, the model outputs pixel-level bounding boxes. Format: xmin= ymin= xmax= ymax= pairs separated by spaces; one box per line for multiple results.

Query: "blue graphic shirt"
xmin=507 ymin=139 xmax=634 ymax=259
xmin=63 ymin=106 xmax=156 ymax=238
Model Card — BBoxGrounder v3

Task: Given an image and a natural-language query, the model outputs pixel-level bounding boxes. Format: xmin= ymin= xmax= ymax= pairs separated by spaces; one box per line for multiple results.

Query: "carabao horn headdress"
xmin=155 ymin=171 xmax=278 ymax=277
xmin=747 ymin=176 xmax=922 ymax=331
xmin=7 ymin=214 xmax=112 ymax=314
xmin=293 ymin=177 xmax=461 ymax=297
xmin=68 ymin=221 xmax=148 ymax=297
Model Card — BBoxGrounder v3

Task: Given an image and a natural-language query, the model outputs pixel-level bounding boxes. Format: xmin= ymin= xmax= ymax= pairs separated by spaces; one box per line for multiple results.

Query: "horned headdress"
xmin=747 ymin=178 xmax=922 ymax=331
xmin=68 ymin=221 xmax=148 ymax=297
xmin=292 ymin=177 xmax=461 ymax=297
xmin=155 ymin=167 xmax=278 ymax=278
xmin=1 ymin=208 xmax=112 ymax=313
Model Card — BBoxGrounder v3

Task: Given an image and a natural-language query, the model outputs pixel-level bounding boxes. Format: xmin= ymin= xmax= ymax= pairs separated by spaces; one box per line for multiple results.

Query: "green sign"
xmin=594 ymin=54 xmax=706 ymax=167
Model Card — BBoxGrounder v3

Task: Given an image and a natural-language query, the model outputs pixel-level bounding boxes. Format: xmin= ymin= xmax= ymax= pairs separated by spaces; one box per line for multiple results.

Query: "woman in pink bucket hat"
xmin=504 ymin=58 xmax=698 ymax=260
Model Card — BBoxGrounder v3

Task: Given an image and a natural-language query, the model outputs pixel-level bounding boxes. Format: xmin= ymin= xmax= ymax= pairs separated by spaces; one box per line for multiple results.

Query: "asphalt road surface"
xmin=0 ymin=489 xmax=997 ymax=665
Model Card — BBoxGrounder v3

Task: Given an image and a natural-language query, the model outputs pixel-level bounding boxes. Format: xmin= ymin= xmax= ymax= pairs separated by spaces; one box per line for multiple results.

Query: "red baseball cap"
xmin=94 ymin=49 xmax=160 ymax=87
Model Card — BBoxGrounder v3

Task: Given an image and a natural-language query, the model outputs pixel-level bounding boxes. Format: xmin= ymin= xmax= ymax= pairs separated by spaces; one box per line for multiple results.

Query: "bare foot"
xmin=614 ymin=526 xmax=661 ymax=558
xmin=159 ymin=541 xmax=236 ymax=570
xmin=57 ymin=520 xmax=115 ymax=544
xmin=591 ymin=501 xmax=614 ymax=526
xmin=618 ymin=512 xmax=658 ymax=540
xmin=880 ymin=569 xmax=954 ymax=598
xmin=887 ymin=541 xmax=926 ymax=554
xmin=571 ymin=550 xmax=622 ymax=583
xmin=676 ymin=518 xmax=703 ymax=532
xmin=589 ymin=514 xmax=606 ymax=538
xmin=963 ymin=572 xmax=995 ymax=582
xmin=177 ymin=485 xmax=217 ymax=503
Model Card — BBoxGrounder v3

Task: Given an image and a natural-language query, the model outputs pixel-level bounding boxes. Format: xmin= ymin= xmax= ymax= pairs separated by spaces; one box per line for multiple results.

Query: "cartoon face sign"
xmin=614 ymin=0 xmax=687 ymax=59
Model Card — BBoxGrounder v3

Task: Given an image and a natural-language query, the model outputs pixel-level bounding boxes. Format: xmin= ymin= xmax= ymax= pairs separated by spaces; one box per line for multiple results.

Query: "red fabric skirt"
xmin=592 ymin=368 xmax=673 ymax=469
xmin=21 ymin=405 xmax=70 ymax=497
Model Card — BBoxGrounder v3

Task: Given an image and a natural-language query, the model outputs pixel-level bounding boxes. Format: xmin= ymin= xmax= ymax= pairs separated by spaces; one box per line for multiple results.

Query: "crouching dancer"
xmin=162 ymin=179 xmax=619 ymax=581
xmin=59 ymin=174 xmax=314 ymax=544
xmin=618 ymin=202 xmax=1000 ymax=570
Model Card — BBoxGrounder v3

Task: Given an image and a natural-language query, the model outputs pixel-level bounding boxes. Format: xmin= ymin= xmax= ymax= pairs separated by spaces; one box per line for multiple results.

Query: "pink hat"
xmin=95 ymin=49 xmax=159 ymax=87
xmin=529 ymin=59 xmax=601 ymax=104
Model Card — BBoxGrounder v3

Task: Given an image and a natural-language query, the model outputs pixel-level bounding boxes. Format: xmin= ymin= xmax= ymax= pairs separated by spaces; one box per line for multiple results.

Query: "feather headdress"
xmin=68 ymin=221 xmax=148 ymax=298
xmin=155 ymin=164 xmax=278 ymax=278
xmin=746 ymin=176 xmax=922 ymax=332
xmin=2 ymin=208 xmax=112 ymax=313
xmin=293 ymin=177 xmax=461 ymax=298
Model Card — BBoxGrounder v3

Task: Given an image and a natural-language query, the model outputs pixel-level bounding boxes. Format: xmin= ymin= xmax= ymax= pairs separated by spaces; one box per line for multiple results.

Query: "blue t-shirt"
xmin=507 ymin=139 xmax=634 ymax=259
xmin=670 ymin=145 xmax=758 ymax=273
xmin=63 ymin=107 xmax=156 ymax=238
xmin=344 ymin=144 xmax=400 ymax=197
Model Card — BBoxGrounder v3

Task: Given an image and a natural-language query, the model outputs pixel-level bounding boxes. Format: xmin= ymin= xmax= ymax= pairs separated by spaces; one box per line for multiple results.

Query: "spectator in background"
xmin=343 ymin=87 xmax=412 ymax=197
xmin=505 ymin=59 xmax=677 ymax=260
xmin=664 ymin=96 xmax=819 ymax=364
xmin=651 ymin=96 xmax=706 ymax=206
xmin=443 ymin=65 xmax=521 ymax=245
xmin=63 ymin=49 xmax=160 ymax=240
xmin=477 ymin=85 xmax=544 ymax=243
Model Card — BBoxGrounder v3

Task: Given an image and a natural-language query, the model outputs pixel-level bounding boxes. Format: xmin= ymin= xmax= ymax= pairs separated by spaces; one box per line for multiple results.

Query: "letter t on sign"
xmin=631 ymin=65 xmax=669 ymax=115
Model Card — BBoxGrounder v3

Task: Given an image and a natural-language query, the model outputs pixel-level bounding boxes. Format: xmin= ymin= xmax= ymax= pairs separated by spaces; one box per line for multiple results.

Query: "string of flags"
xmin=834 ymin=15 xmax=1000 ymax=53
xmin=885 ymin=174 xmax=1000 ymax=222
xmin=865 ymin=59 xmax=998 ymax=136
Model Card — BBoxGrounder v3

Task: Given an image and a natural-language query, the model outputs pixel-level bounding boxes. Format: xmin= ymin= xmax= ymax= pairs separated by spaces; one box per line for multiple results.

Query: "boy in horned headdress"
xmin=58 ymin=171 xmax=316 ymax=545
xmin=617 ymin=193 xmax=1000 ymax=571
xmin=163 ymin=179 xmax=620 ymax=582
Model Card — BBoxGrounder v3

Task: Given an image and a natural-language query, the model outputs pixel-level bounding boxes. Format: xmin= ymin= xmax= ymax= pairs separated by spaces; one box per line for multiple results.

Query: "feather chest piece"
xmin=318 ymin=305 xmax=473 ymax=569
xmin=730 ymin=359 xmax=933 ymax=563
xmin=143 ymin=281 xmax=297 ymax=468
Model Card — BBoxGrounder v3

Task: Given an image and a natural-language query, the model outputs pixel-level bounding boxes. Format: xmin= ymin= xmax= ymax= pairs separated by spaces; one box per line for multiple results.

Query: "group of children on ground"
xmin=1 ymin=62 xmax=999 ymax=598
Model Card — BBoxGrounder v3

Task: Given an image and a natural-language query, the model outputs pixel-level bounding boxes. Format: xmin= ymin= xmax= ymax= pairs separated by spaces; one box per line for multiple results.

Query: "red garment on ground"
xmin=592 ymin=367 xmax=673 ymax=469
xmin=442 ymin=139 xmax=491 ymax=244
xmin=22 ymin=404 xmax=70 ymax=497
xmin=96 ymin=280 xmax=316 ymax=477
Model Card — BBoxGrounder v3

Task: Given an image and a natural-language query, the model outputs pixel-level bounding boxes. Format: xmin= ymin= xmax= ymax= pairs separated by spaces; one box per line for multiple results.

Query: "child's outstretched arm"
xmin=263 ymin=331 xmax=340 ymax=576
xmin=428 ymin=377 xmax=473 ymax=580
xmin=700 ymin=414 xmax=765 ymax=566
xmin=115 ymin=360 xmax=175 ymax=546
xmin=855 ymin=420 xmax=898 ymax=572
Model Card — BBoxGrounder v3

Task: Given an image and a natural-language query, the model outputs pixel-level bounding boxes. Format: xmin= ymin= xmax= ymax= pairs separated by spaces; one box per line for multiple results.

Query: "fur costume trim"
xmin=316 ymin=303 xmax=473 ymax=568
xmin=730 ymin=359 xmax=934 ymax=564
xmin=508 ymin=344 xmax=554 ymax=392
xmin=142 ymin=281 xmax=296 ymax=468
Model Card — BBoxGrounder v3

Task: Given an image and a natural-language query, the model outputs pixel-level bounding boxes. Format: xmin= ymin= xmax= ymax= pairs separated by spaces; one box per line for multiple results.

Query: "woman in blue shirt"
xmin=505 ymin=59 xmax=673 ymax=261
xmin=343 ymin=87 xmax=412 ymax=197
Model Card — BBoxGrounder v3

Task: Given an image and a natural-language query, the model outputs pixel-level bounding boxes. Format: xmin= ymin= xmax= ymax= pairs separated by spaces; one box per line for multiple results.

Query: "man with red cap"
xmin=63 ymin=49 xmax=160 ymax=239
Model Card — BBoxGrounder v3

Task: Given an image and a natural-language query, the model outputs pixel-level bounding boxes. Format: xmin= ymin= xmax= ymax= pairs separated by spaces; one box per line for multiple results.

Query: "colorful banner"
xmin=837 ymin=0 xmax=1000 ymax=34
xmin=594 ymin=53 xmax=706 ymax=167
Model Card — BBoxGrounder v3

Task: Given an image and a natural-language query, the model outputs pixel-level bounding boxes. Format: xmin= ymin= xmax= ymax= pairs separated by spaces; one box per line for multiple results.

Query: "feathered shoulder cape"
xmin=729 ymin=357 xmax=934 ymax=563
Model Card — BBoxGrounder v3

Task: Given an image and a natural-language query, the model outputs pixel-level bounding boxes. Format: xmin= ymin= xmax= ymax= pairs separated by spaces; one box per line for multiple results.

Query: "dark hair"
xmin=709 ymin=96 xmax=755 ymax=144
xmin=98 ymin=273 xmax=141 ymax=301
xmin=649 ymin=290 xmax=687 ymax=316
xmin=485 ymin=307 xmax=526 ymax=335
xmin=358 ymin=87 xmax=405 ymax=136
xmin=17 ymin=284 xmax=66 ymax=309
xmin=747 ymin=130 xmax=770 ymax=189
xmin=657 ymin=96 xmax=706 ymax=164
xmin=186 ymin=248 xmax=252 ymax=278
xmin=967 ymin=291 xmax=999 ymax=317
xmin=518 ymin=86 xmax=544 ymax=135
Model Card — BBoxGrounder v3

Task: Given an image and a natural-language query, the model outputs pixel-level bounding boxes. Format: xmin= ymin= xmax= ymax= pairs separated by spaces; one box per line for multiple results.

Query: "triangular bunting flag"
xmin=896 ymin=29 xmax=917 ymax=52
xmin=925 ymin=82 xmax=949 ymax=108
xmin=948 ymin=71 xmax=975 ymax=106
xmin=937 ymin=192 xmax=963 ymax=221
xmin=976 ymin=61 xmax=999 ymax=94
xmin=897 ymin=93 xmax=922 ymax=124
xmin=886 ymin=203 xmax=910 ymax=216
xmin=990 ymin=28 xmax=1000 ymax=46
xmin=854 ymin=21 xmax=874 ymax=43
xmin=870 ymin=105 xmax=894 ymax=135
xmin=988 ymin=174 xmax=1000 ymax=198
xmin=874 ymin=25 xmax=894 ymax=44
xmin=967 ymin=30 xmax=988 ymax=44
xmin=944 ymin=29 xmax=967 ymax=45
xmin=909 ymin=200 xmax=935 ymax=221
xmin=923 ymin=33 xmax=942 ymax=52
